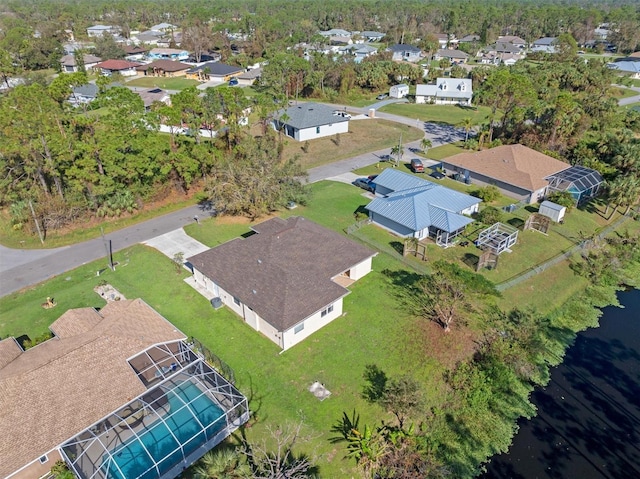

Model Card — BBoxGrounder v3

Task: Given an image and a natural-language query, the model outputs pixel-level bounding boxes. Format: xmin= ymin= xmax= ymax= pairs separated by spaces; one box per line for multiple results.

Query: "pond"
xmin=483 ymin=288 xmax=640 ymax=478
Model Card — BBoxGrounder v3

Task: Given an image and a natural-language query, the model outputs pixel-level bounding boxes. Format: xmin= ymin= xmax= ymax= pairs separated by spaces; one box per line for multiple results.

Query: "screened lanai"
xmin=545 ymin=166 xmax=604 ymax=203
xmin=60 ymin=341 xmax=249 ymax=479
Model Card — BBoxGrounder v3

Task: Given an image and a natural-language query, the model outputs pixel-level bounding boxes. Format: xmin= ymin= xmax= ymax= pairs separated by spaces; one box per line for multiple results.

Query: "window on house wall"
xmin=321 ymin=304 xmax=334 ymax=317
xmin=316 ymin=126 xmax=320 ymax=134
xmin=233 ymin=296 xmax=240 ymax=306
xmin=294 ymin=323 xmax=304 ymax=334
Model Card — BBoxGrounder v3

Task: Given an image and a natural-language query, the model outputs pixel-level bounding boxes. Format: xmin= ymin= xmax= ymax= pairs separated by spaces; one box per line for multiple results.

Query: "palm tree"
xmin=420 ymin=138 xmax=432 ymax=157
xmin=390 ymin=144 xmax=404 ymax=167
xmin=193 ymin=448 xmax=251 ymax=479
xmin=458 ymin=117 xmax=474 ymax=143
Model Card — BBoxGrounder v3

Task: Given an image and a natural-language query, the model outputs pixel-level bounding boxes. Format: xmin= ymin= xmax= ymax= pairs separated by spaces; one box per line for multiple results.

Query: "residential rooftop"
xmin=188 ymin=217 xmax=376 ymax=332
xmin=0 ymin=299 xmax=186 ymax=479
xmin=443 ymin=144 xmax=569 ymax=191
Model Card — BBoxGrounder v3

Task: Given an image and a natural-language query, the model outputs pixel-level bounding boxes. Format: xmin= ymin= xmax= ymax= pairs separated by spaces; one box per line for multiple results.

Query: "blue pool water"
xmin=102 ymin=382 xmax=225 ymax=479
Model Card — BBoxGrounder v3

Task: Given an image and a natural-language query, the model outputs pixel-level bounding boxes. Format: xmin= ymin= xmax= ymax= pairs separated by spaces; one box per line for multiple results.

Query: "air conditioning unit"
xmin=210 ymin=297 xmax=223 ymax=309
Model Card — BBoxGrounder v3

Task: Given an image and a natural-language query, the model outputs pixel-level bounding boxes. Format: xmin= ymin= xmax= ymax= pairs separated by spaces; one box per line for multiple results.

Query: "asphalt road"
xmin=0 ymin=110 xmax=465 ymax=298
xmin=0 ymin=204 xmax=212 ymax=297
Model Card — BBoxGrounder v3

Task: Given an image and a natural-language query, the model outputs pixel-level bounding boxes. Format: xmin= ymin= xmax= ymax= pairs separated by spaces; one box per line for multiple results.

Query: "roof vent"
xmin=257 ymin=259 xmax=262 ymax=264
xmin=252 ymin=289 xmax=257 ymax=294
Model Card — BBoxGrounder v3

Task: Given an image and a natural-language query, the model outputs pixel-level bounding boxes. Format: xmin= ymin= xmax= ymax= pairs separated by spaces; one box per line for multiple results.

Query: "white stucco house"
xmin=389 ymin=83 xmax=410 ymax=98
xmin=272 ymin=102 xmax=350 ymax=141
xmin=388 ymin=44 xmax=422 ymax=62
xmin=415 ymin=78 xmax=473 ymax=105
xmin=188 ymin=217 xmax=377 ymax=351
xmin=59 ymin=54 xmax=102 ymax=73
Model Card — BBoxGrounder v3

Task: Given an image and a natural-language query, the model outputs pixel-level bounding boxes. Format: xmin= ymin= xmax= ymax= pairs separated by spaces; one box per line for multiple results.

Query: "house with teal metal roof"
xmin=366 ymin=169 xmax=480 ymax=246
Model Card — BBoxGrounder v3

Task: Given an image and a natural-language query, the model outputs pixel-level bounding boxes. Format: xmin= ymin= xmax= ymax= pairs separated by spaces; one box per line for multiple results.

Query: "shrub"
xmin=474 ymin=185 xmax=500 ymax=202
xmin=96 ymin=190 xmax=138 ymax=217
xmin=476 ymin=206 xmax=503 ymax=225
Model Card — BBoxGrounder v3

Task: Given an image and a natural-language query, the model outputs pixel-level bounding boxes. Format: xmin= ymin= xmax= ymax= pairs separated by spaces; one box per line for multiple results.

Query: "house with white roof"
xmin=415 ymin=78 xmax=473 ymax=105
xmin=366 ymin=169 xmax=480 ymax=246
xmin=86 ymin=24 xmax=117 ymax=37
xmin=150 ymin=23 xmax=177 ymax=32
xmin=338 ymin=44 xmax=378 ymax=62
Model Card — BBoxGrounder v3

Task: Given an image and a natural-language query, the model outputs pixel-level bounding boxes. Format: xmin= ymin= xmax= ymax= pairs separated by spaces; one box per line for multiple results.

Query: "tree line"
xmin=0 ymin=78 xmax=307 ymax=235
xmin=1 ymin=0 xmax=639 ymax=75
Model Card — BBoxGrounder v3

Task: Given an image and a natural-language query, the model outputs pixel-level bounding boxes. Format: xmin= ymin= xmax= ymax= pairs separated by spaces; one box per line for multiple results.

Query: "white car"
xmin=333 ymin=111 xmax=352 ymax=119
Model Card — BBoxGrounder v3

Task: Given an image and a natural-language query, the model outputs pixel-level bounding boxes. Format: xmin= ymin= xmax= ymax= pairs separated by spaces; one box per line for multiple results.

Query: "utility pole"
xmin=101 ymin=227 xmax=114 ymax=271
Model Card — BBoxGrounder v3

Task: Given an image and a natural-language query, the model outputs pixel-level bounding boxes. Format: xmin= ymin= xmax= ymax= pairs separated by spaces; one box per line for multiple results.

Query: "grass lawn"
xmin=0 ymin=182 xmax=468 ymax=477
xmin=2 ymin=179 xmax=633 ymax=475
xmin=379 ymin=103 xmax=492 ymax=126
xmin=278 ymin=119 xmax=424 ymax=169
xmin=611 ymin=85 xmax=639 ymax=99
xmin=126 ymin=76 xmax=200 ymax=90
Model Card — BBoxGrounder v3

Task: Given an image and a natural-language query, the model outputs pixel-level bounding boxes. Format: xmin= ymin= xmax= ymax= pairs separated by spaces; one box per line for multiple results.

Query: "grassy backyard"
xmin=379 ymin=103 xmax=493 ymax=126
xmin=126 ymin=76 xmax=200 ymax=90
xmin=2 ymin=179 xmax=635 ymax=476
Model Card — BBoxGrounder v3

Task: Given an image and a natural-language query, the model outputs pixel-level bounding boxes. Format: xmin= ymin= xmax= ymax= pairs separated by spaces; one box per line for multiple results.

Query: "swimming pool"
xmin=101 ymin=381 xmax=225 ymax=479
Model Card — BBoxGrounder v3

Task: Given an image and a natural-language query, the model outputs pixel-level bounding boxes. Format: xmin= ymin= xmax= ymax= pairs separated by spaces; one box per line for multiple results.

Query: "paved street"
xmin=617 ymin=85 xmax=640 ymax=106
xmin=0 ymin=107 xmax=465 ymax=298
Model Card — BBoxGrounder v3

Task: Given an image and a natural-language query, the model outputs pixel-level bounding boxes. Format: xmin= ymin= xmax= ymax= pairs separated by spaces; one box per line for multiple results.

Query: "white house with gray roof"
xmin=366 ymin=169 xmax=479 ymax=246
xmin=531 ymin=37 xmax=558 ymax=53
xmin=360 ymin=31 xmax=386 ymax=42
xmin=415 ymin=78 xmax=473 ymax=105
xmin=272 ymin=102 xmax=350 ymax=141
xmin=319 ymin=28 xmax=352 ymax=37
xmin=388 ymin=44 xmax=422 ymax=62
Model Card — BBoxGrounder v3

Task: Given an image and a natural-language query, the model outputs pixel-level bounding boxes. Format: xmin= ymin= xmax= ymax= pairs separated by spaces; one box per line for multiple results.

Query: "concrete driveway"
xmin=326 ymin=172 xmax=362 ymax=185
xmin=142 ymin=228 xmax=209 ymax=263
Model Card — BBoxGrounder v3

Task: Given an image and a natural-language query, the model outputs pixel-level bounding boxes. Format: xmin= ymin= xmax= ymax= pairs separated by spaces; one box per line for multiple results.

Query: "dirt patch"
xmin=94 ymin=284 xmax=126 ymax=302
xmin=408 ymin=317 xmax=478 ymax=371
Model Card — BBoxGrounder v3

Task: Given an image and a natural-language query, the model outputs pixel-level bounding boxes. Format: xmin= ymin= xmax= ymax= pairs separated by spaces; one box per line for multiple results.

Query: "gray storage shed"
xmin=539 ymin=200 xmax=566 ymax=223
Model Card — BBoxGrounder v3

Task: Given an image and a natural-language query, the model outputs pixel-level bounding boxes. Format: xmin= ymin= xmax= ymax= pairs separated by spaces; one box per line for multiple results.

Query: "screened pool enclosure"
xmin=545 ymin=165 xmax=604 ymax=203
xmin=60 ymin=341 xmax=249 ymax=479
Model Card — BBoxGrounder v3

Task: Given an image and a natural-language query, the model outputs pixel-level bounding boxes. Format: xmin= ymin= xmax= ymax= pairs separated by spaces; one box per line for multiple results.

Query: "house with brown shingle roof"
xmin=188 ymin=216 xmax=377 ymax=351
xmin=440 ymin=144 xmax=570 ymax=203
xmin=0 ymin=299 xmax=248 ymax=479
xmin=94 ymin=59 xmax=141 ymax=76
xmin=136 ymin=59 xmax=192 ymax=77
xmin=59 ymin=53 xmax=102 ymax=73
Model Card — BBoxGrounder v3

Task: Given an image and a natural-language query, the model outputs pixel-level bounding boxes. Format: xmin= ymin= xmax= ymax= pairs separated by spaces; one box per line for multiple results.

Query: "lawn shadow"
xmin=578 ymin=198 xmax=609 ymax=219
xmin=462 ymin=253 xmax=479 ymax=270
xmin=389 ymin=241 xmax=405 ymax=255
xmin=507 ymin=217 xmax=525 ymax=230
xmin=353 ymin=205 xmax=369 ymax=218
xmin=381 ymin=268 xmax=423 ymax=290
